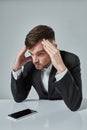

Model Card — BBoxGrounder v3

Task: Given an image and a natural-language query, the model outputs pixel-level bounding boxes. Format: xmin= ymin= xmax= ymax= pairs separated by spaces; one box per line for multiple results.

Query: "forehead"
xmin=29 ymin=41 xmax=44 ymax=53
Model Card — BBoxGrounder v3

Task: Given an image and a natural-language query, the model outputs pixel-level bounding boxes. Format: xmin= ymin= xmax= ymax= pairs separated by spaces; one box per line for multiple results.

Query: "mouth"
xmin=34 ymin=63 xmax=42 ymax=69
xmin=35 ymin=63 xmax=41 ymax=66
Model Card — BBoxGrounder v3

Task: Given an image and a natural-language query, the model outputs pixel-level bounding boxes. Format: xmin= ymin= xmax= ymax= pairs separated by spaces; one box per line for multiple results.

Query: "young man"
xmin=11 ymin=25 xmax=82 ymax=111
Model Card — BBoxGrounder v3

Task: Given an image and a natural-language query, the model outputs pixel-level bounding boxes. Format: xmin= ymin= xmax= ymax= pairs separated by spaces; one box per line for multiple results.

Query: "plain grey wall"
xmin=0 ymin=0 xmax=87 ymax=99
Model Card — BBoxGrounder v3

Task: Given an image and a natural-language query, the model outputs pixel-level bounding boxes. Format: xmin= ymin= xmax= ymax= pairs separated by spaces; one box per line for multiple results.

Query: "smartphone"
xmin=8 ymin=108 xmax=37 ymax=120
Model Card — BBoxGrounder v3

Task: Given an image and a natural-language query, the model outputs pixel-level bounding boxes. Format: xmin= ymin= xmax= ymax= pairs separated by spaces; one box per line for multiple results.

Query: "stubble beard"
xmin=34 ymin=61 xmax=51 ymax=70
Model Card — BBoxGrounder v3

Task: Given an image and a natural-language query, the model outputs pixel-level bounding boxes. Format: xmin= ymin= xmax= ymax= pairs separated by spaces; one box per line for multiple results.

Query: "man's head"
xmin=25 ymin=25 xmax=55 ymax=49
xmin=25 ymin=25 xmax=55 ymax=70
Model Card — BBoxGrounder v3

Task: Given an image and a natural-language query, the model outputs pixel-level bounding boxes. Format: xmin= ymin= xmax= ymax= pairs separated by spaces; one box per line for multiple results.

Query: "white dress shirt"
xmin=41 ymin=64 xmax=52 ymax=91
xmin=12 ymin=65 xmax=67 ymax=92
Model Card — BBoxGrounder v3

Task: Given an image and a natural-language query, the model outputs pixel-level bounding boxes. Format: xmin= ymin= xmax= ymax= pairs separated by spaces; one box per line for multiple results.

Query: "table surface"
xmin=0 ymin=99 xmax=87 ymax=130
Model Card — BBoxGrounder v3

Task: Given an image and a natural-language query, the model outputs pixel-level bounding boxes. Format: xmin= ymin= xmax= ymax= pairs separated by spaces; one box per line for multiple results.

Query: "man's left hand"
xmin=42 ymin=39 xmax=67 ymax=73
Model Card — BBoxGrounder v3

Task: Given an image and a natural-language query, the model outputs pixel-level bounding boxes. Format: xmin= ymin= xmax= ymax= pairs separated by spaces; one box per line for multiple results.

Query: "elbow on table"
xmin=68 ymin=96 xmax=82 ymax=111
xmin=13 ymin=95 xmax=27 ymax=103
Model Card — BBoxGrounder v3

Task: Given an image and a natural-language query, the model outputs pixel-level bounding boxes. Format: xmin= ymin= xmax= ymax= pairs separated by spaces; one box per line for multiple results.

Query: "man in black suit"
xmin=11 ymin=25 xmax=82 ymax=111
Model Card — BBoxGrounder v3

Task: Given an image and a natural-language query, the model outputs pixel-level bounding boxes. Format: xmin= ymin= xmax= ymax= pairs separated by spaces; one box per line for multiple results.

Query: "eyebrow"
xmin=30 ymin=50 xmax=46 ymax=55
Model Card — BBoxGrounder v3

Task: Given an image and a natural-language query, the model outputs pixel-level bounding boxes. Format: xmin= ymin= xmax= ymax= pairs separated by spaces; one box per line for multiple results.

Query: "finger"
xmin=42 ymin=43 xmax=52 ymax=56
xmin=42 ymin=40 xmax=56 ymax=55
xmin=20 ymin=45 xmax=27 ymax=54
xmin=47 ymin=41 xmax=58 ymax=52
xmin=18 ymin=46 xmax=27 ymax=56
xmin=42 ymin=39 xmax=57 ymax=51
xmin=47 ymin=40 xmax=57 ymax=49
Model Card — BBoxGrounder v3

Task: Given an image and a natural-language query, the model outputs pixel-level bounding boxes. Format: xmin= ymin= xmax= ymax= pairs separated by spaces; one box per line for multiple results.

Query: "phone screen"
xmin=8 ymin=108 xmax=37 ymax=120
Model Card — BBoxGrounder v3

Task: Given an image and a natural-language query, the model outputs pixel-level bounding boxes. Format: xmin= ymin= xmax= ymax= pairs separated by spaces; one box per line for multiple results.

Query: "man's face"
xmin=29 ymin=41 xmax=51 ymax=70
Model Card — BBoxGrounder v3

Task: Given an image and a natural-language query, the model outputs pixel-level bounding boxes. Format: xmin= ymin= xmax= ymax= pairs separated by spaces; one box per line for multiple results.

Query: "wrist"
xmin=56 ymin=64 xmax=67 ymax=74
xmin=13 ymin=66 xmax=22 ymax=72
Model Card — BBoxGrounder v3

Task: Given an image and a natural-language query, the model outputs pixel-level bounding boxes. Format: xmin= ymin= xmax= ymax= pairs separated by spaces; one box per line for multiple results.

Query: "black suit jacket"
xmin=11 ymin=50 xmax=82 ymax=111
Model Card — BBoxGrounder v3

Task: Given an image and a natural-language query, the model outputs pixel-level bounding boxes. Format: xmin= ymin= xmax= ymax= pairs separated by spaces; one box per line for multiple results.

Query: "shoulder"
xmin=60 ymin=50 xmax=80 ymax=69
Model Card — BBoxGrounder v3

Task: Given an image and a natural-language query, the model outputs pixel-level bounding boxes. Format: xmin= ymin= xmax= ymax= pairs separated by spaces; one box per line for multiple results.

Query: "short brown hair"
xmin=25 ymin=25 xmax=55 ymax=49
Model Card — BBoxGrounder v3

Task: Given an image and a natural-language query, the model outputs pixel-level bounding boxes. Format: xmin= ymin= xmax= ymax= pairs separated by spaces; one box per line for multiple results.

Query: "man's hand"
xmin=42 ymin=39 xmax=67 ymax=73
xmin=13 ymin=46 xmax=32 ymax=71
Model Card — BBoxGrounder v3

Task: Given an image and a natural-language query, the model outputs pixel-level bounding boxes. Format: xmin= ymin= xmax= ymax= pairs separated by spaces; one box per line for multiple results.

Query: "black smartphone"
xmin=8 ymin=108 xmax=37 ymax=120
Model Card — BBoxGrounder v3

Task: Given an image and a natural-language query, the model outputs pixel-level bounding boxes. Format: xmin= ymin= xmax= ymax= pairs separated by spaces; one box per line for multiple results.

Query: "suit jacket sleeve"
xmin=54 ymin=55 xmax=82 ymax=111
xmin=11 ymin=62 xmax=33 ymax=102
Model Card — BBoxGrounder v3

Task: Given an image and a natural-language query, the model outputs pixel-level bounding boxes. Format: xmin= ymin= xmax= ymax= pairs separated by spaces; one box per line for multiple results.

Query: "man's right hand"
xmin=13 ymin=46 xmax=32 ymax=71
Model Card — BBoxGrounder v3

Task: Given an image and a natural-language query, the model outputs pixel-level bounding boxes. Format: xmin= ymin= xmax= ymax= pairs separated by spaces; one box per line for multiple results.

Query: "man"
xmin=11 ymin=25 xmax=82 ymax=111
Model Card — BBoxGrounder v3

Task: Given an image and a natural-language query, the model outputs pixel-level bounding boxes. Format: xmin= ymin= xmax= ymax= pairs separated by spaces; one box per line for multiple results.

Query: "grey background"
xmin=0 ymin=0 xmax=87 ymax=99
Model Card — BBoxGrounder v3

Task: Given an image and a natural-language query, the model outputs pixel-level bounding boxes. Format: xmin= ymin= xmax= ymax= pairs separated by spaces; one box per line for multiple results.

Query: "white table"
xmin=0 ymin=99 xmax=87 ymax=130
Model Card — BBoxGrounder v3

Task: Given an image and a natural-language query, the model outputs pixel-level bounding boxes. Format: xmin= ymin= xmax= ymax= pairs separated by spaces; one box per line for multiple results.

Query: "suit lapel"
xmin=49 ymin=66 xmax=57 ymax=82
xmin=32 ymin=66 xmax=57 ymax=98
xmin=48 ymin=66 xmax=57 ymax=96
xmin=32 ymin=69 xmax=48 ymax=96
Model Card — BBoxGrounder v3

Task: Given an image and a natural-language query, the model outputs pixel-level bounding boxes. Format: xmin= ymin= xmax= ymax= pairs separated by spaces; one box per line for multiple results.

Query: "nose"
xmin=32 ymin=55 xmax=38 ymax=63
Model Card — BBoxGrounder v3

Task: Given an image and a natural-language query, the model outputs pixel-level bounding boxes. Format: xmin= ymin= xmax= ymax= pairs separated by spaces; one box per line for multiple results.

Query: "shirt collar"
xmin=42 ymin=64 xmax=52 ymax=74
